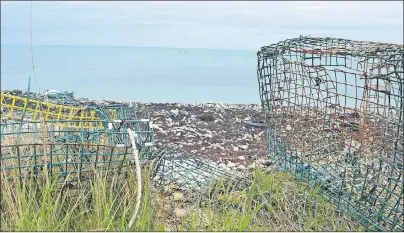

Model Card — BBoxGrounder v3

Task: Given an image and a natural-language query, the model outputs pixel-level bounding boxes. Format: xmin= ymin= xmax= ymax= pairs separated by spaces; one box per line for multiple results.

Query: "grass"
xmin=0 ymin=163 xmax=363 ymax=232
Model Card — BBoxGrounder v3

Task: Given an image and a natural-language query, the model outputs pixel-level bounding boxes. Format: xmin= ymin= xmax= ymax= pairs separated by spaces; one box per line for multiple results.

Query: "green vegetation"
xmin=1 ymin=165 xmax=362 ymax=232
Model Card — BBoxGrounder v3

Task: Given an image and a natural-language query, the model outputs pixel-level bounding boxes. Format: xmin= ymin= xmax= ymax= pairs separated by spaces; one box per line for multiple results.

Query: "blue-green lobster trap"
xmin=257 ymin=36 xmax=403 ymax=231
xmin=1 ymin=103 xmax=154 ymax=183
xmin=0 ymin=93 xmax=248 ymax=195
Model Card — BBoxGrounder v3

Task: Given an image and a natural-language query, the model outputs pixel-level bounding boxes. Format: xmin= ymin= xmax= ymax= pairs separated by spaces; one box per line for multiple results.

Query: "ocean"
xmin=1 ymin=44 xmax=260 ymax=104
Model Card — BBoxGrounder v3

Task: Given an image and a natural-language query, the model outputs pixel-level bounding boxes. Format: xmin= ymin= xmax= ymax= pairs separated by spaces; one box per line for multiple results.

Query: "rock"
xmin=179 ymin=110 xmax=190 ymax=116
xmin=247 ymin=164 xmax=256 ymax=170
xmin=173 ymin=192 xmax=184 ymax=201
xmin=255 ymin=159 xmax=265 ymax=165
xmin=286 ymin=125 xmax=292 ymax=131
xmin=237 ymin=156 xmax=246 ymax=161
xmin=201 ymin=147 xmax=206 ymax=151
xmin=219 ymin=163 xmax=227 ymax=169
xmin=213 ymin=144 xmax=225 ymax=150
xmin=198 ymin=114 xmax=215 ymax=122
xmin=235 ymin=117 xmax=241 ymax=123
xmin=227 ymin=161 xmax=236 ymax=168
xmin=257 ymin=131 xmax=265 ymax=137
xmin=174 ymin=208 xmax=186 ymax=218
xmin=232 ymin=146 xmax=239 ymax=152
xmin=170 ymin=109 xmax=179 ymax=117
xmin=238 ymin=165 xmax=247 ymax=170
xmin=153 ymin=175 xmax=161 ymax=182
xmin=203 ymin=134 xmax=213 ymax=138
xmin=263 ymin=160 xmax=275 ymax=167
xmin=244 ymin=116 xmax=251 ymax=122
xmin=239 ymin=145 xmax=248 ymax=150
xmin=176 ymin=132 xmax=181 ymax=137
xmin=157 ymin=128 xmax=168 ymax=135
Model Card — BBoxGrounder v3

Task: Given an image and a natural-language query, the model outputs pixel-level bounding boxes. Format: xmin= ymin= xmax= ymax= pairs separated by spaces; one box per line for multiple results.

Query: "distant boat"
xmin=179 ymin=49 xmax=188 ymax=53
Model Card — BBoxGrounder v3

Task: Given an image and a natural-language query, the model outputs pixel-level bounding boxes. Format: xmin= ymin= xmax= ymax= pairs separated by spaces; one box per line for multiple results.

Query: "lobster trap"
xmin=1 ymin=93 xmax=154 ymax=183
xmin=257 ymin=36 xmax=403 ymax=231
xmin=0 ymin=93 xmax=248 ymax=196
xmin=151 ymin=146 xmax=251 ymax=197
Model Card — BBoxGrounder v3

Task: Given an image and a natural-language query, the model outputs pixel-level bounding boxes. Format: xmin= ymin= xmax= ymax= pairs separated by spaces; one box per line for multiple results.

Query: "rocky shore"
xmin=2 ymin=89 xmax=271 ymax=171
xmin=143 ymin=102 xmax=269 ymax=170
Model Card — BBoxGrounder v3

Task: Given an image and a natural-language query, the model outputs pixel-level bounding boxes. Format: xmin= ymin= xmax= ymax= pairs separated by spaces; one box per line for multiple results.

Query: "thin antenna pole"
xmin=30 ymin=0 xmax=38 ymax=93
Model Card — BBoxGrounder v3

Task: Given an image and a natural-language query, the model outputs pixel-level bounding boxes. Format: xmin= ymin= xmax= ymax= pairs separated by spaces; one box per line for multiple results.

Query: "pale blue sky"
xmin=1 ymin=1 xmax=403 ymax=50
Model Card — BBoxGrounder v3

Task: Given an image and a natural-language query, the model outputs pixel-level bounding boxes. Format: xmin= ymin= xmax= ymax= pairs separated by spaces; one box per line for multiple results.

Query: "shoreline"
xmin=1 ymin=89 xmax=261 ymax=106
xmin=1 ymin=89 xmax=270 ymax=171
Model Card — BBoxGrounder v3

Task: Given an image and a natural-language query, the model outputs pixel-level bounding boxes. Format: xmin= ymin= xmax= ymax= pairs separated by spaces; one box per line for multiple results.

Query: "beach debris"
xmin=2 ymin=90 xmax=268 ymax=166
xmin=44 ymin=89 xmax=58 ymax=98
xmin=245 ymin=121 xmax=266 ymax=128
xmin=44 ymin=89 xmax=76 ymax=105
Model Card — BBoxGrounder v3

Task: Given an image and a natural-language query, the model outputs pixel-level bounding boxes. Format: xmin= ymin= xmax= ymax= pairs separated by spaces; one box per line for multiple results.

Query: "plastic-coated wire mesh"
xmin=1 ymin=93 xmax=107 ymax=127
xmin=257 ymin=36 xmax=403 ymax=231
xmin=151 ymin=146 xmax=251 ymax=197
xmin=1 ymin=101 xmax=154 ymax=183
xmin=1 ymin=93 xmax=249 ymax=199
xmin=45 ymin=91 xmax=78 ymax=106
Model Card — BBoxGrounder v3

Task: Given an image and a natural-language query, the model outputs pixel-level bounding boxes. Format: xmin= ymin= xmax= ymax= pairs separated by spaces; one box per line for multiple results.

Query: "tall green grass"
xmin=1 ymin=165 xmax=362 ymax=231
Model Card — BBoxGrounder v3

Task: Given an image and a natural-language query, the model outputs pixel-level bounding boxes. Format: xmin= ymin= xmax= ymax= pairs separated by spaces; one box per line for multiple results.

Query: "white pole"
xmin=127 ymin=128 xmax=142 ymax=229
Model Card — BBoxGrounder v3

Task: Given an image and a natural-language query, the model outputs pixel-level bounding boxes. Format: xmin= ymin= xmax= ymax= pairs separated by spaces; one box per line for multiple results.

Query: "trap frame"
xmin=1 ymin=96 xmax=155 ymax=183
xmin=1 ymin=93 xmax=246 ymax=195
xmin=257 ymin=36 xmax=403 ymax=231
xmin=151 ymin=145 xmax=250 ymax=197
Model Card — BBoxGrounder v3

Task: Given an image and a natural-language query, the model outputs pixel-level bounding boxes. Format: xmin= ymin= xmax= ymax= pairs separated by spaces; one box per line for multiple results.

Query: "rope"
xmin=20 ymin=76 xmax=31 ymax=122
xmin=29 ymin=0 xmax=38 ymax=93
xmin=127 ymin=128 xmax=142 ymax=229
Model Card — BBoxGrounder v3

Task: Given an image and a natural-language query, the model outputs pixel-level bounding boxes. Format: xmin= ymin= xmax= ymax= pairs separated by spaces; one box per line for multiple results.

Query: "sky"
xmin=1 ymin=1 xmax=403 ymax=50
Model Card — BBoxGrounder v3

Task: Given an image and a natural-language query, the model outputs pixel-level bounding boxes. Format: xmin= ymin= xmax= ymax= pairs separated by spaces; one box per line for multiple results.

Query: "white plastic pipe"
xmin=127 ymin=128 xmax=142 ymax=229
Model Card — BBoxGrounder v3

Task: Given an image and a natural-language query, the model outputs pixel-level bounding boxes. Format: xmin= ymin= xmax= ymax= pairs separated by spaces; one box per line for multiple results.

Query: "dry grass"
xmin=0 ymin=163 xmax=363 ymax=231
xmin=1 ymin=117 xmax=363 ymax=231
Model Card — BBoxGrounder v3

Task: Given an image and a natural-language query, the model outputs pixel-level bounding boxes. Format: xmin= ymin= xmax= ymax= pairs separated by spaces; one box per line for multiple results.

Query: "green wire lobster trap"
xmin=1 ymin=102 xmax=155 ymax=183
xmin=257 ymin=36 xmax=403 ymax=231
xmin=1 ymin=93 xmax=249 ymax=196
xmin=151 ymin=146 xmax=251 ymax=197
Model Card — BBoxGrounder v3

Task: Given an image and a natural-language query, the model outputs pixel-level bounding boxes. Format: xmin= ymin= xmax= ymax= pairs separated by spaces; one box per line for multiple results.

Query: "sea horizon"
xmin=1 ymin=43 xmax=261 ymax=104
xmin=0 ymin=43 xmax=258 ymax=53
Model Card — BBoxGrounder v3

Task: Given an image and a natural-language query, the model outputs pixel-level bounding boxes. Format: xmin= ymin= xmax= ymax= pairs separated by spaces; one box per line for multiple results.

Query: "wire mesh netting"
xmin=1 ymin=97 xmax=154 ymax=183
xmin=1 ymin=93 xmax=102 ymax=124
xmin=151 ymin=146 xmax=251 ymax=197
xmin=257 ymin=36 xmax=403 ymax=231
xmin=1 ymin=93 xmax=249 ymax=197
